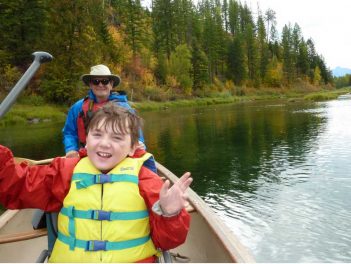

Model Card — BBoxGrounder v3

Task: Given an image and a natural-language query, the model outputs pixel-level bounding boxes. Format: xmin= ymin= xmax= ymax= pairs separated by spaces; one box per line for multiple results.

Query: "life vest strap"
xmin=60 ymin=207 xmax=149 ymax=221
xmin=57 ymin=232 xmax=151 ymax=251
xmin=72 ymin=173 xmax=139 ymax=189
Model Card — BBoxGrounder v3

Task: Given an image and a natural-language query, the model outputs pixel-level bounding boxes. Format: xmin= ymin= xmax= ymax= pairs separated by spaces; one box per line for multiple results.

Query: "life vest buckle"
xmin=86 ymin=240 xmax=107 ymax=251
xmin=94 ymin=174 xmax=110 ymax=184
xmin=92 ymin=210 xmax=111 ymax=221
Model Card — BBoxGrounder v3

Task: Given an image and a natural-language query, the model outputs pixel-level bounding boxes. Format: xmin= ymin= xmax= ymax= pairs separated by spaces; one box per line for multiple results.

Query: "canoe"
xmin=0 ymin=158 xmax=255 ymax=263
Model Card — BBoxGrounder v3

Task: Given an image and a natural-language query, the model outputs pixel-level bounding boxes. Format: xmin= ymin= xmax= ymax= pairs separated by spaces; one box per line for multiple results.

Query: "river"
xmin=1 ymin=99 xmax=350 ymax=262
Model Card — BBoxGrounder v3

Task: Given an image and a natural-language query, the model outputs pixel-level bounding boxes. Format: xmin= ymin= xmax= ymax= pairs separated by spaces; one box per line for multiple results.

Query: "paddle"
xmin=0 ymin=51 xmax=53 ymax=118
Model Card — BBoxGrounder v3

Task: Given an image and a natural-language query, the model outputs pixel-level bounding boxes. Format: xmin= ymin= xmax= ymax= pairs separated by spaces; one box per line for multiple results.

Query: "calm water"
xmin=1 ymin=99 xmax=350 ymax=262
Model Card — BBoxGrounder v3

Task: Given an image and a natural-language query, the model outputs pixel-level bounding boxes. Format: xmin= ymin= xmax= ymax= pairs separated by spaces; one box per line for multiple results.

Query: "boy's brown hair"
xmin=87 ymin=102 xmax=143 ymax=147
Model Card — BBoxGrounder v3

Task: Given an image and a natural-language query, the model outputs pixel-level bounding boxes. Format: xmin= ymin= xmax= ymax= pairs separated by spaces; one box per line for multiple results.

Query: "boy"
xmin=0 ymin=103 xmax=192 ymax=262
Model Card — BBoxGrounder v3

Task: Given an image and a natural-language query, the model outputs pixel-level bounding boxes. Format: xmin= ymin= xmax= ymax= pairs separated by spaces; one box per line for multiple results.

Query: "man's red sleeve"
xmin=138 ymin=165 xmax=191 ymax=250
xmin=0 ymin=145 xmax=78 ymax=212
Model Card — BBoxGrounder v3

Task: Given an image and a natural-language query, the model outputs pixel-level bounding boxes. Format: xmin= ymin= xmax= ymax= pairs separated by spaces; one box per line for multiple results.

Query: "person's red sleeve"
xmin=0 ymin=145 xmax=78 ymax=212
xmin=138 ymin=165 xmax=191 ymax=250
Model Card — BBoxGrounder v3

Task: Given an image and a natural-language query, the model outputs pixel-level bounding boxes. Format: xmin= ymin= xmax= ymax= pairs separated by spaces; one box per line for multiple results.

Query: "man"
xmin=62 ymin=64 xmax=145 ymax=159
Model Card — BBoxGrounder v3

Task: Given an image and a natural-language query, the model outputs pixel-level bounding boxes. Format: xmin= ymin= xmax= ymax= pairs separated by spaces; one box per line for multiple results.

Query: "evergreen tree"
xmin=200 ymin=0 xmax=217 ymax=81
xmin=0 ymin=0 xmax=47 ymax=65
xmin=213 ymin=0 xmax=228 ymax=78
xmin=297 ymin=39 xmax=310 ymax=77
xmin=222 ymin=0 xmax=229 ymax=32
xmin=227 ymin=36 xmax=247 ymax=85
xmin=239 ymin=3 xmax=253 ymax=34
xmin=124 ymin=0 xmax=150 ymax=56
xmin=315 ymin=55 xmax=332 ymax=84
xmin=245 ymin=22 xmax=260 ymax=86
xmin=228 ymin=0 xmax=240 ymax=36
xmin=306 ymin=38 xmax=318 ymax=81
xmin=281 ymin=24 xmax=294 ymax=84
xmin=155 ymin=52 xmax=169 ymax=84
xmin=290 ymin=23 xmax=302 ymax=77
xmin=192 ymin=41 xmax=209 ymax=91
xmin=239 ymin=4 xmax=259 ymax=86
xmin=257 ymin=13 xmax=269 ymax=83
xmin=152 ymin=0 xmax=176 ymax=58
xmin=173 ymin=0 xmax=194 ymax=46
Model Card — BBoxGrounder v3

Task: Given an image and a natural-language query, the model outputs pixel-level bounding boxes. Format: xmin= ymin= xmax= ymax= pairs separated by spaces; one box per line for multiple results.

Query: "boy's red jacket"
xmin=0 ymin=145 xmax=190 ymax=250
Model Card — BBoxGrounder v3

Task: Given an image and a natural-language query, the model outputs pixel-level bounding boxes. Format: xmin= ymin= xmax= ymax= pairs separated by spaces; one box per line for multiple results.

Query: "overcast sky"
xmin=244 ymin=0 xmax=351 ymax=69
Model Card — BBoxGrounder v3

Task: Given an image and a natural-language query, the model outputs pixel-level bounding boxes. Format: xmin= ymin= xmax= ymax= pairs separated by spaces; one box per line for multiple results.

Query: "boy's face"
xmin=86 ymin=120 xmax=136 ymax=172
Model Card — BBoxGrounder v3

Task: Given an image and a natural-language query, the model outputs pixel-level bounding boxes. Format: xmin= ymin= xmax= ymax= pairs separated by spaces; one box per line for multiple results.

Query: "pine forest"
xmin=0 ymin=0 xmax=334 ymax=104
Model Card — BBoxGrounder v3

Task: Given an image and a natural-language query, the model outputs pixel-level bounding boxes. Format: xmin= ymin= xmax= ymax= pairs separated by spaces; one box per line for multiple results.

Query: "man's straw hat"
xmin=81 ymin=64 xmax=121 ymax=87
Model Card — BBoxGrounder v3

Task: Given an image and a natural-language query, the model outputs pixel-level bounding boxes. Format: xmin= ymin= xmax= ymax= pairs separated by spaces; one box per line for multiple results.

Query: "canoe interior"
xmin=0 ymin=209 xmax=232 ymax=263
xmin=0 ymin=158 xmax=255 ymax=263
xmin=0 ymin=209 xmax=47 ymax=263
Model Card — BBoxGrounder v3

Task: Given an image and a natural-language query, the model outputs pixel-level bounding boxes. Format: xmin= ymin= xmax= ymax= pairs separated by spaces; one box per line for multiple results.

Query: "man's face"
xmin=86 ymin=119 xmax=135 ymax=172
xmin=90 ymin=78 xmax=113 ymax=102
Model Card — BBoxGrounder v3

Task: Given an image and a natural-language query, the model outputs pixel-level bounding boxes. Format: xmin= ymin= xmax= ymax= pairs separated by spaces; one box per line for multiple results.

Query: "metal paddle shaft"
xmin=0 ymin=51 xmax=53 ymax=118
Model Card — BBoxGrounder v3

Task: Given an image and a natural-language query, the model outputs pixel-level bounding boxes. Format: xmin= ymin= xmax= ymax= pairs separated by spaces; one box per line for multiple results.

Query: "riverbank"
xmin=1 ymin=87 xmax=350 ymax=126
xmin=133 ymin=87 xmax=351 ymax=111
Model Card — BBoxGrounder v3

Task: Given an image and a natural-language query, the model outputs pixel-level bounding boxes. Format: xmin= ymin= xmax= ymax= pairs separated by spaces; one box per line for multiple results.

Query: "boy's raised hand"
xmin=159 ymin=172 xmax=193 ymax=216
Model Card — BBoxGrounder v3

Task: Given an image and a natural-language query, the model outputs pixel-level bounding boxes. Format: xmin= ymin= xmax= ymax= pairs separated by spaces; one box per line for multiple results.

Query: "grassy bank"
xmin=1 ymin=87 xmax=350 ymax=126
xmin=133 ymin=87 xmax=351 ymax=111
xmin=303 ymin=87 xmax=351 ymax=101
xmin=0 ymin=104 xmax=67 ymax=127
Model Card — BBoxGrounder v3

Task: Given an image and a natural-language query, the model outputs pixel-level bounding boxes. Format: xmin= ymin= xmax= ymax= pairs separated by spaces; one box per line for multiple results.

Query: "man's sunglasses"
xmin=91 ymin=79 xmax=110 ymax=85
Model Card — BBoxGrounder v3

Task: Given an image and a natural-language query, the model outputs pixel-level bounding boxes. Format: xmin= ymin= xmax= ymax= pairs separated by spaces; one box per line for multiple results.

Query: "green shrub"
xmin=0 ymin=65 xmax=21 ymax=92
xmin=18 ymin=94 xmax=46 ymax=106
xmin=40 ymin=79 xmax=81 ymax=104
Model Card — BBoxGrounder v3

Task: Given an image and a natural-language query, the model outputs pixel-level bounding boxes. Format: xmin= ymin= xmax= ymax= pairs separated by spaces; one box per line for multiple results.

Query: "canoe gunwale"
xmin=0 ymin=226 xmax=47 ymax=244
xmin=0 ymin=209 xmax=48 ymax=244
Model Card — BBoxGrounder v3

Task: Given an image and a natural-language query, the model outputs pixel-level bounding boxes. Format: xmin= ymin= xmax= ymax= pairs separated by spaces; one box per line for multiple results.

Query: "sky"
xmin=244 ymin=0 xmax=351 ymax=70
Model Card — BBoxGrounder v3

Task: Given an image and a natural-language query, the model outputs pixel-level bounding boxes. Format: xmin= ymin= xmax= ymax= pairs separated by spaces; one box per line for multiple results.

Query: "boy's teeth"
xmin=97 ymin=152 xmax=111 ymax=158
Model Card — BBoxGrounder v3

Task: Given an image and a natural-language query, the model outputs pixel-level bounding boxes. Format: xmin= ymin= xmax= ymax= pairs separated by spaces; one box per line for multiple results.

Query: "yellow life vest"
xmin=49 ymin=154 xmax=158 ymax=263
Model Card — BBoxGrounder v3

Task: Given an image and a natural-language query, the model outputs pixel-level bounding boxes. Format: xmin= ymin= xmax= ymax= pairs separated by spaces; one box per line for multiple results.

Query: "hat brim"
xmin=81 ymin=74 xmax=121 ymax=87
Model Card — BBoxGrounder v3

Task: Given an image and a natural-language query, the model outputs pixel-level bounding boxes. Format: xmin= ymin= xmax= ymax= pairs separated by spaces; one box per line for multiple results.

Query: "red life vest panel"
xmin=77 ymin=98 xmax=106 ymax=147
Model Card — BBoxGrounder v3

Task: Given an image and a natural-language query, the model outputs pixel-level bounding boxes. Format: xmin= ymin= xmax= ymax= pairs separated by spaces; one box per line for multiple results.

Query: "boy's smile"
xmin=97 ymin=152 xmax=112 ymax=158
xmin=86 ymin=121 xmax=136 ymax=172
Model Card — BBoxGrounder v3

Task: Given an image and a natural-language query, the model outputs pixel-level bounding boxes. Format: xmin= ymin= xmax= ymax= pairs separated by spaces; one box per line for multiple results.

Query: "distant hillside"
xmin=332 ymin=67 xmax=351 ymax=77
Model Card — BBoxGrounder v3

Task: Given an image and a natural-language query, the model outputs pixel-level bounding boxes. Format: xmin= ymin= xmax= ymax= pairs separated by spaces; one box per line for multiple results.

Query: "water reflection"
xmin=143 ymin=101 xmax=326 ymax=194
xmin=142 ymin=100 xmax=351 ymax=262
xmin=0 ymin=122 xmax=64 ymax=159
